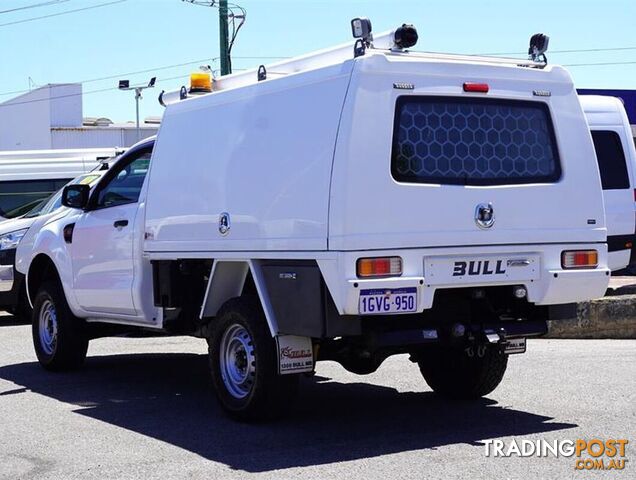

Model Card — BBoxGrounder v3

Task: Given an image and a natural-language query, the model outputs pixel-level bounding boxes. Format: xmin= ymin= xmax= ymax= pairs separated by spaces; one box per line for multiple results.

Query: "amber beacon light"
xmin=190 ymin=72 xmax=212 ymax=93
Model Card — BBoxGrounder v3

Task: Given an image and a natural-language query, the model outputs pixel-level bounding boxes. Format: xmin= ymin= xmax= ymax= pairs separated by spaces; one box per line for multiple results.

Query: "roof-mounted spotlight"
xmin=351 ymin=17 xmax=373 ymax=43
xmin=351 ymin=17 xmax=373 ymax=58
xmin=393 ymin=24 xmax=418 ymax=50
xmin=528 ymin=33 xmax=549 ymax=63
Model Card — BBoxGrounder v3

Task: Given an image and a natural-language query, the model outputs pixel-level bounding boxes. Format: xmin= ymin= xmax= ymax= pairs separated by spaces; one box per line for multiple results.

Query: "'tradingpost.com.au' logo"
xmin=484 ymin=438 xmax=629 ymax=471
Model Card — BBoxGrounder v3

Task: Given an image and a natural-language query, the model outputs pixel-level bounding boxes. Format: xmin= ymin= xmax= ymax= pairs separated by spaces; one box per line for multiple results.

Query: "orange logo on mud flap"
xmin=280 ymin=346 xmax=312 ymax=359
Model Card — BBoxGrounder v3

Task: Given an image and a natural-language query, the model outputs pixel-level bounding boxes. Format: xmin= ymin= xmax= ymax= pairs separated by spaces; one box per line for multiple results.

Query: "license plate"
xmin=424 ymin=254 xmax=540 ymax=286
xmin=359 ymin=287 xmax=417 ymax=315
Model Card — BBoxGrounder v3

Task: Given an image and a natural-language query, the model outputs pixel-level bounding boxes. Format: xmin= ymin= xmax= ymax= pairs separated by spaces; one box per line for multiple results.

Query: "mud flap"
xmin=275 ymin=335 xmax=314 ymax=375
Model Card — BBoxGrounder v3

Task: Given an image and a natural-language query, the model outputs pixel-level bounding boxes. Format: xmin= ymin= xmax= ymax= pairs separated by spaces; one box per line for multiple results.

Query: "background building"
xmin=0 ymin=84 xmax=159 ymax=151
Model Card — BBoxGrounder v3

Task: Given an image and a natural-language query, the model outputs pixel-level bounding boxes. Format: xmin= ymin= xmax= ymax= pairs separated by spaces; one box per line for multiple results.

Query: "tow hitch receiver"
xmin=484 ymin=329 xmax=501 ymax=344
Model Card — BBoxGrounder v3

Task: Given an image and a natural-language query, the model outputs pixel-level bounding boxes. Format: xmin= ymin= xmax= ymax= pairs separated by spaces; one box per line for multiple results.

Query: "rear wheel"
xmin=207 ymin=296 xmax=299 ymax=421
xmin=416 ymin=345 xmax=508 ymax=399
xmin=32 ymin=281 xmax=88 ymax=371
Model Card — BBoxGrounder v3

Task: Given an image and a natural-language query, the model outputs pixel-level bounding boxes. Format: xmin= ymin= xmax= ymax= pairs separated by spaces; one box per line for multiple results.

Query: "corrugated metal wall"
xmin=51 ymin=127 xmax=158 ymax=149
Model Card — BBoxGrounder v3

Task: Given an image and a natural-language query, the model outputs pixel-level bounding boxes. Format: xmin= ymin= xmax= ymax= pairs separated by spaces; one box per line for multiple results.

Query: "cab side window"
xmin=591 ymin=131 xmax=629 ymax=190
xmin=96 ymin=153 xmax=151 ymax=208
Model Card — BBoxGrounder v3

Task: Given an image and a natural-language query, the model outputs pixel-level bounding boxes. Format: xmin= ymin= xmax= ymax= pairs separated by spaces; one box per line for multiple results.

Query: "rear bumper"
xmin=327 ymin=243 xmax=610 ymax=315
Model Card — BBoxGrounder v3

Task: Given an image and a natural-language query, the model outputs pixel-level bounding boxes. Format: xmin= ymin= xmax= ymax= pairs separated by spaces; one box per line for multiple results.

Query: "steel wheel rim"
xmin=38 ymin=299 xmax=58 ymax=355
xmin=219 ymin=323 xmax=256 ymax=399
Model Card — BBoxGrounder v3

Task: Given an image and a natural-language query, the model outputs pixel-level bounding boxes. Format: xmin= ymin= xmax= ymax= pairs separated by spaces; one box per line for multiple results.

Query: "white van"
xmin=18 ymin=22 xmax=610 ymax=421
xmin=0 ymin=148 xmax=123 ymax=221
xmin=581 ymin=95 xmax=636 ymax=271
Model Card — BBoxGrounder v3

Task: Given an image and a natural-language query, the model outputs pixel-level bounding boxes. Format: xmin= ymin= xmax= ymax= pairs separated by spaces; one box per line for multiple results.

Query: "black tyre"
xmin=207 ymin=296 xmax=299 ymax=421
xmin=417 ymin=345 xmax=508 ymax=399
xmin=32 ymin=281 xmax=88 ymax=371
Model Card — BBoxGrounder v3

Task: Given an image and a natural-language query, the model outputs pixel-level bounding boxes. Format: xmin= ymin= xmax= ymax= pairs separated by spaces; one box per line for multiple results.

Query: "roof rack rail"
xmin=158 ymin=24 xmax=548 ymax=107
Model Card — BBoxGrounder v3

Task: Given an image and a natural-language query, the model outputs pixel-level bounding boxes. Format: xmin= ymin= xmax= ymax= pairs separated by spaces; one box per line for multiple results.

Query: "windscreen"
xmin=391 ymin=96 xmax=561 ymax=186
xmin=0 ymin=179 xmax=71 ymax=219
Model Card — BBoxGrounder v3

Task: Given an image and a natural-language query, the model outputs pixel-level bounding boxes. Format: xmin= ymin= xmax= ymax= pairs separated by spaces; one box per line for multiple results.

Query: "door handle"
xmin=113 ymin=219 xmax=129 ymax=228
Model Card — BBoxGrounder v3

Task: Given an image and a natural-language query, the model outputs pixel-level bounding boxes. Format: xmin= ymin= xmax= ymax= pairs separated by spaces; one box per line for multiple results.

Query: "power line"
xmin=544 ymin=46 xmax=636 ymax=54
xmin=0 ymin=55 xmax=286 ymax=97
xmin=4 ymin=50 xmax=630 ymax=108
xmin=0 ymin=57 xmax=219 ymax=96
xmin=0 ymin=0 xmax=126 ymax=27
xmin=0 ymin=81 xmax=172 ymax=110
xmin=0 ymin=67 xmax=250 ymax=109
xmin=476 ymin=46 xmax=636 ymax=56
xmin=1 ymin=55 xmax=633 ymax=110
xmin=564 ymin=60 xmax=636 ymax=67
xmin=0 ymin=0 xmax=70 ymax=15
xmin=1 ymin=56 xmax=633 ymax=106
xmin=0 ymin=85 xmax=117 ymax=109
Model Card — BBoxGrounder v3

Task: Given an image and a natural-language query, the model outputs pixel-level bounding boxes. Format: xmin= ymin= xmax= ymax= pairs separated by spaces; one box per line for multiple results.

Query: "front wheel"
xmin=207 ymin=296 xmax=299 ymax=421
xmin=32 ymin=281 xmax=88 ymax=371
xmin=416 ymin=345 xmax=508 ymax=399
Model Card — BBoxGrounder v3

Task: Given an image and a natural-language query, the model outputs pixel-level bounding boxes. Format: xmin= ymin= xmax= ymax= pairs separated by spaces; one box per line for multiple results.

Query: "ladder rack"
xmin=159 ymin=30 xmax=546 ymax=106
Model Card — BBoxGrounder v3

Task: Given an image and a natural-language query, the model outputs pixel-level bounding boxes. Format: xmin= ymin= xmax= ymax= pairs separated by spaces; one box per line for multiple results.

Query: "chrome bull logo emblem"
xmin=475 ymin=203 xmax=495 ymax=229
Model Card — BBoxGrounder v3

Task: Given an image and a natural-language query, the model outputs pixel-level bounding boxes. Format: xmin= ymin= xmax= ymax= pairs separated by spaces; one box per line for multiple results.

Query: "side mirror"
xmin=62 ymin=184 xmax=90 ymax=209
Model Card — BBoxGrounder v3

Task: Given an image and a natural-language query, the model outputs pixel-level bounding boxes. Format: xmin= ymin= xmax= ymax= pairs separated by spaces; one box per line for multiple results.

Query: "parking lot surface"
xmin=0 ymin=311 xmax=634 ymax=480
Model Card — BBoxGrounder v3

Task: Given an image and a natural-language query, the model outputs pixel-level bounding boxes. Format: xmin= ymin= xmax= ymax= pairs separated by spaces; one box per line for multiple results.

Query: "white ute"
xmin=17 ymin=20 xmax=610 ymax=421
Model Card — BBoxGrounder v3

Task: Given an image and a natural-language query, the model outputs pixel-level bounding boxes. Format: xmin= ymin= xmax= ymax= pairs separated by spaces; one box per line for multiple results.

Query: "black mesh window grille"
xmin=391 ymin=97 xmax=561 ymax=185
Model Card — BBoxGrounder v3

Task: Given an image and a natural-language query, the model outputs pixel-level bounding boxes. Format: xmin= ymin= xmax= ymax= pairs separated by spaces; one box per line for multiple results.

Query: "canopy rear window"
xmin=391 ymin=96 xmax=561 ymax=186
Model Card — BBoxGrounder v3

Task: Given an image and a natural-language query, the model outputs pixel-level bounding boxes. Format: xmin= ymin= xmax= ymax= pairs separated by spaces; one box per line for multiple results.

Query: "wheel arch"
xmin=200 ymin=260 xmax=279 ymax=336
xmin=26 ymin=254 xmax=62 ymax=308
xmin=198 ymin=259 xmax=349 ymax=339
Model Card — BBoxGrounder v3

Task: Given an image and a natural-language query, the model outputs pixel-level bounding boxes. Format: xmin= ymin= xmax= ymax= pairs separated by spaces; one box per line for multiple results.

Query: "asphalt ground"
xmin=0 ymin=311 xmax=634 ymax=480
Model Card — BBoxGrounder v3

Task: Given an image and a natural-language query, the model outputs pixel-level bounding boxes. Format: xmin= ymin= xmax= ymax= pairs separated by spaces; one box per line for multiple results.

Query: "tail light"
xmin=463 ymin=82 xmax=489 ymax=93
xmin=357 ymin=257 xmax=403 ymax=278
xmin=561 ymin=250 xmax=598 ymax=269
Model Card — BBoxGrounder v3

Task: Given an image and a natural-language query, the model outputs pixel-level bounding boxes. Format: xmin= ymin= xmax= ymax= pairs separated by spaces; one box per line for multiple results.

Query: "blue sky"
xmin=0 ymin=0 xmax=634 ymax=122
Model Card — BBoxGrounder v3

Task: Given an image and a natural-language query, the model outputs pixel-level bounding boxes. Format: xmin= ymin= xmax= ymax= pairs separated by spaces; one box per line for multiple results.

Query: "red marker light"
xmin=463 ymin=82 xmax=489 ymax=93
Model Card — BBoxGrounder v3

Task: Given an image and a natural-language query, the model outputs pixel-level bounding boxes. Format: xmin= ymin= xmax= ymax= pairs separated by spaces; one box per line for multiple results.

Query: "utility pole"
xmin=219 ymin=0 xmax=231 ymax=75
